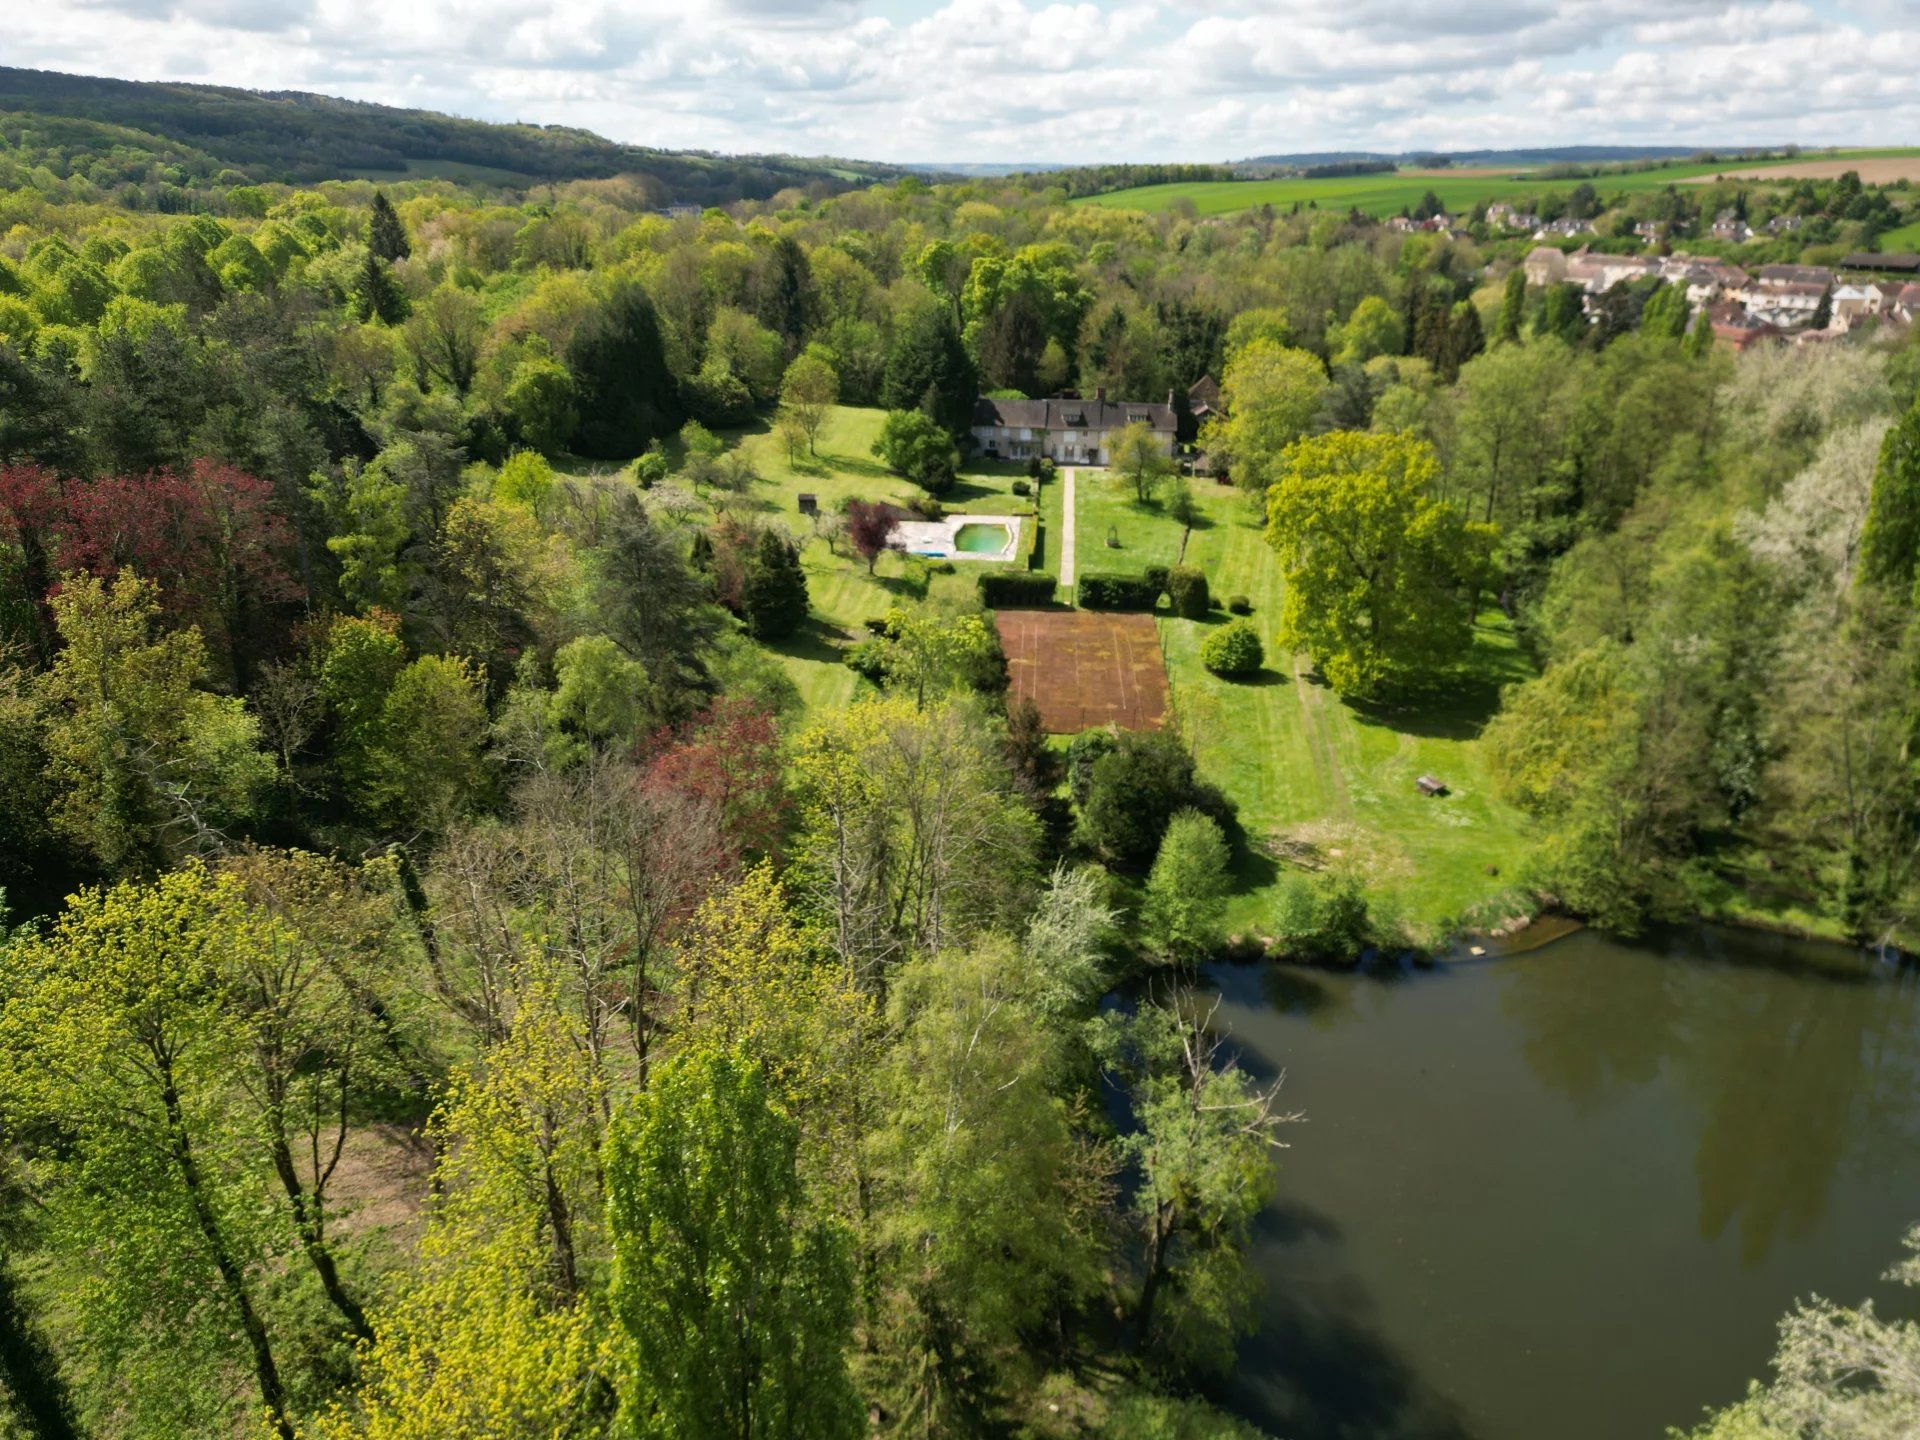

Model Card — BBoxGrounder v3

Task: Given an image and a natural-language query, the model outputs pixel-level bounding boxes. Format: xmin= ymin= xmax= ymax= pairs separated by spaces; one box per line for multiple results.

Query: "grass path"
xmin=1059 ymin=468 xmax=1079 ymax=588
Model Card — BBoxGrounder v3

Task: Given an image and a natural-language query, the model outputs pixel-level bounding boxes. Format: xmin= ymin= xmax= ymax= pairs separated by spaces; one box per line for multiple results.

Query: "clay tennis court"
xmin=995 ymin=609 xmax=1168 ymax=733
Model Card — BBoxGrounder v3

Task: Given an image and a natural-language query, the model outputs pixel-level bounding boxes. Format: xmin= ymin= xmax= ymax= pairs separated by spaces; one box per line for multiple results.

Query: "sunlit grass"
xmin=1076 ymin=472 xmax=1539 ymax=941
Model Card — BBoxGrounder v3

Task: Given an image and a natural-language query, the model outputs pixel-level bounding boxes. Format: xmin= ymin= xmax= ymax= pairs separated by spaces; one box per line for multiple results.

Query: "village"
xmin=1372 ymin=196 xmax=1920 ymax=351
xmin=1522 ymin=240 xmax=1920 ymax=350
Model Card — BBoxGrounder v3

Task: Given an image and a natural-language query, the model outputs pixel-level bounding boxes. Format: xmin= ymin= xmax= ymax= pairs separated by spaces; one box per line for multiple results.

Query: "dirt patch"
xmin=1683 ymin=157 xmax=1920 ymax=185
xmin=995 ymin=609 xmax=1169 ymax=733
xmin=330 ymin=1120 xmax=435 ymax=1248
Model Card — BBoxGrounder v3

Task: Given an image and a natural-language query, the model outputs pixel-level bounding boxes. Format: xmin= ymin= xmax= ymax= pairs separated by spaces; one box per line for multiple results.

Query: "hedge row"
xmin=1021 ymin=513 xmax=1043 ymax=571
xmin=1077 ymin=571 xmax=1162 ymax=610
xmin=978 ymin=571 xmax=1058 ymax=607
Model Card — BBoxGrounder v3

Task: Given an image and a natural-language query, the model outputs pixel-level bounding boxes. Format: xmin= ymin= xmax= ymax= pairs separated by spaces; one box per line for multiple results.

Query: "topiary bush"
xmin=1228 ymin=593 xmax=1253 ymax=615
xmin=1166 ymin=565 xmax=1210 ymax=619
xmin=1011 ymin=478 xmax=1031 ymax=497
xmin=1200 ymin=619 xmax=1264 ymax=677
xmin=1143 ymin=564 xmax=1171 ymax=596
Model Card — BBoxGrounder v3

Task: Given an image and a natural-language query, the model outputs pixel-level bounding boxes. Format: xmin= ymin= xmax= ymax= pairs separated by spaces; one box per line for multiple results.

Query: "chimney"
xmin=1095 ymin=386 xmax=1107 ymax=403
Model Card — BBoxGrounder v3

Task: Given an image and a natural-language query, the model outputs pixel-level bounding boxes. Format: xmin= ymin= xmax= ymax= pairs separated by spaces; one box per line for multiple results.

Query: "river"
xmin=1202 ymin=923 xmax=1920 ymax=1439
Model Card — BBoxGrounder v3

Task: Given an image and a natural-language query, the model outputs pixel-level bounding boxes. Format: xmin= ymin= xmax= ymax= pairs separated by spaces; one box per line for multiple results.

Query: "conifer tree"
xmin=742 ymin=528 xmax=809 ymax=640
xmin=1858 ymin=393 xmax=1920 ymax=597
xmin=367 ymin=191 xmax=411 ymax=263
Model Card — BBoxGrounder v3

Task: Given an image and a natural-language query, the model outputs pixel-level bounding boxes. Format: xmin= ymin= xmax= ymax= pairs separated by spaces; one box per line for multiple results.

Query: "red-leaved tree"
xmin=0 ymin=463 xmax=67 ymax=664
xmin=1 ymin=460 xmax=299 ymax=682
xmin=844 ymin=498 xmax=899 ymax=576
xmin=644 ymin=697 xmax=788 ymax=864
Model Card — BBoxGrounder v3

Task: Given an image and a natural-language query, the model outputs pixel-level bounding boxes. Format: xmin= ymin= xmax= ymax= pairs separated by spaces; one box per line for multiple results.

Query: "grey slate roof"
xmin=972 ymin=395 xmax=1175 ymax=432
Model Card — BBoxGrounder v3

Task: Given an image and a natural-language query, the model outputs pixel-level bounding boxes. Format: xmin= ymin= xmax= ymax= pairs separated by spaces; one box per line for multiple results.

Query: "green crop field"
xmin=1076 ymin=472 xmax=1538 ymax=941
xmin=1077 ymin=148 xmax=1920 ymax=218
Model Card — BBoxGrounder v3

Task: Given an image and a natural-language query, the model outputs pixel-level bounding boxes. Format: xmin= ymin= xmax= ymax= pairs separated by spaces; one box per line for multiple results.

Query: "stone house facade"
xmin=970 ymin=391 xmax=1176 ymax=465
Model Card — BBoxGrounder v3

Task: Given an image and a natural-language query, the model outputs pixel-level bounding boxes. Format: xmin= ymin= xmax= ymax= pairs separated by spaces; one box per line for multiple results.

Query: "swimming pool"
xmin=953 ymin=522 xmax=1012 ymax=554
xmin=889 ymin=515 xmax=1023 ymax=561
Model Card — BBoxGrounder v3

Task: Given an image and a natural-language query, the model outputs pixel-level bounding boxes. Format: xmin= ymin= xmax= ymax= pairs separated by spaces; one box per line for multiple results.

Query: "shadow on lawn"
xmin=764 ymin=617 xmax=848 ymax=666
xmin=1344 ymin=624 xmax=1533 ymax=742
xmin=825 ymin=453 xmax=897 ymax=481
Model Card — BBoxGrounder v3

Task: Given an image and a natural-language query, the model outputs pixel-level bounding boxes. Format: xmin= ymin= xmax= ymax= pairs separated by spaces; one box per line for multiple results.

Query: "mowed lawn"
xmin=1876 ymin=218 xmax=1920 ymax=252
xmin=717 ymin=406 xmax=1047 ymax=713
xmin=1078 ymin=472 xmax=1538 ymax=941
xmin=1077 ymin=148 xmax=1920 ymax=218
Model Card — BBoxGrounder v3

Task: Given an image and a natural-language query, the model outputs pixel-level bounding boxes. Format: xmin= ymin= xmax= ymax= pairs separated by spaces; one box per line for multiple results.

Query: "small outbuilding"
xmin=1416 ymin=774 xmax=1449 ymax=797
xmin=797 ymin=493 xmax=819 ymax=516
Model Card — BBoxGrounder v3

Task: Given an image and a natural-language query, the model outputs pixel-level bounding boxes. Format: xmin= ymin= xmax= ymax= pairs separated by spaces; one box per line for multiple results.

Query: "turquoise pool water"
xmin=953 ymin=522 xmax=1011 ymax=554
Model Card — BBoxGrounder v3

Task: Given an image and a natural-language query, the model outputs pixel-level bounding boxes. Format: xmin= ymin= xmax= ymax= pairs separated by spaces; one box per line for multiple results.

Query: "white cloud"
xmin=9 ymin=0 xmax=1920 ymax=161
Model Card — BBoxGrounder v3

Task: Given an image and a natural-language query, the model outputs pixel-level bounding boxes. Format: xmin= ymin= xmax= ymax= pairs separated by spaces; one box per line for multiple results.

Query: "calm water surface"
xmin=1203 ymin=925 xmax=1920 ymax=1440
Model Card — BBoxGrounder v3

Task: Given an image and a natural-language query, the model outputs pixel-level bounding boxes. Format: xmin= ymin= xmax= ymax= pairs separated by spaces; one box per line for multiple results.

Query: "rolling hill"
xmin=0 ymin=65 xmax=919 ymax=204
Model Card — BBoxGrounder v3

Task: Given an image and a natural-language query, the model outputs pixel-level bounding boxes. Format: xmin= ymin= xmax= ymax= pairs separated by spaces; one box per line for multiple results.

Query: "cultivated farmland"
xmin=1078 ymin=148 xmax=1920 ymax=217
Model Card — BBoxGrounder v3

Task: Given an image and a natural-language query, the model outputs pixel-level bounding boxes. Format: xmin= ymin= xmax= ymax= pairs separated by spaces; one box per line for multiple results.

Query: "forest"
xmin=1 ymin=99 xmax=1919 ymax=1439
xmin=0 ymin=66 xmax=913 ymax=204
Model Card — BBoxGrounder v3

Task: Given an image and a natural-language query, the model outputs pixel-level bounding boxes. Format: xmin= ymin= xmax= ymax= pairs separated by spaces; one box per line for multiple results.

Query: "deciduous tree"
xmin=1264 ymin=431 xmax=1490 ymax=697
xmin=606 ymin=1047 xmax=863 ymax=1440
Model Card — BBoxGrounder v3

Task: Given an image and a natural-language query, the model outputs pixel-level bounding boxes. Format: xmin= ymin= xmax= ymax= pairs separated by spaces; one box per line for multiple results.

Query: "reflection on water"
xmin=1202 ymin=926 xmax=1920 ymax=1440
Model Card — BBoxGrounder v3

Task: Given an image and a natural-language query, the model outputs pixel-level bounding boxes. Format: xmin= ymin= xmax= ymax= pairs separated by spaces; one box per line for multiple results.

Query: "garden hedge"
xmin=978 ymin=571 xmax=1058 ymax=607
xmin=1077 ymin=571 xmax=1162 ymax=610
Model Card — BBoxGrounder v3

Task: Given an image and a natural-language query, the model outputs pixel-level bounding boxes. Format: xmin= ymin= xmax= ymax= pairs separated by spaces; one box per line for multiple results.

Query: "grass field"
xmin=345 ymin=157 xmax=538 ymax=186
xmin=1077 ymin=471 xmax=1538 ymax=941
xmin=1078 ymin=148 xmax=1920 ymax=218
xmin=639 ymin=408 xmax=1538 ymax=940
xmin=1876 ymin=218 xmax=1920 ymax=252
xmin=704 ymin=406 xmax=1046 ymax=713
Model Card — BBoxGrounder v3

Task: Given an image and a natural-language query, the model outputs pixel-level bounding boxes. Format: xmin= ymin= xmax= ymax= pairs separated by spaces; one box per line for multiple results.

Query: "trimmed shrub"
xmin=1166 ymin=565 xmax=1210 ymax=619
xmin=1227 ymin=593 xmax=1253 ymax=615
xmin=1200 ymin=620 xmax=1264 ymax=677
xmin=1011 ymin=478 xmax=1032 ymax=497
xmin=978 ymin=571 xmax=1058 ymax=607
xmin=906 ymin=493 xmax=945 ymax=520
xmin=864 ymin=615 xmax=896 ymax=636
xmin=1078 ymin=571 xmax=1161 ymax=610
xmin=1020 ymin=515 xmax=1042 ymax=570
xmin=1143 ymin=564 xmax=1171 ymax=596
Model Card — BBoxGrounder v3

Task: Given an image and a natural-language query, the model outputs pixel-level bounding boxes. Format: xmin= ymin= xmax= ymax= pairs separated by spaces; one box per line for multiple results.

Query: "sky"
xmin=6 ymin=0 xmax=1919 ymax=163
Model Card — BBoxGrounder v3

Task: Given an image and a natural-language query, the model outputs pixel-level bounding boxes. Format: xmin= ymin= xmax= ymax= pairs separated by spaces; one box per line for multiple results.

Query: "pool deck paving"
xmin=890 ymin=514 xmax=1023 ymax=563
